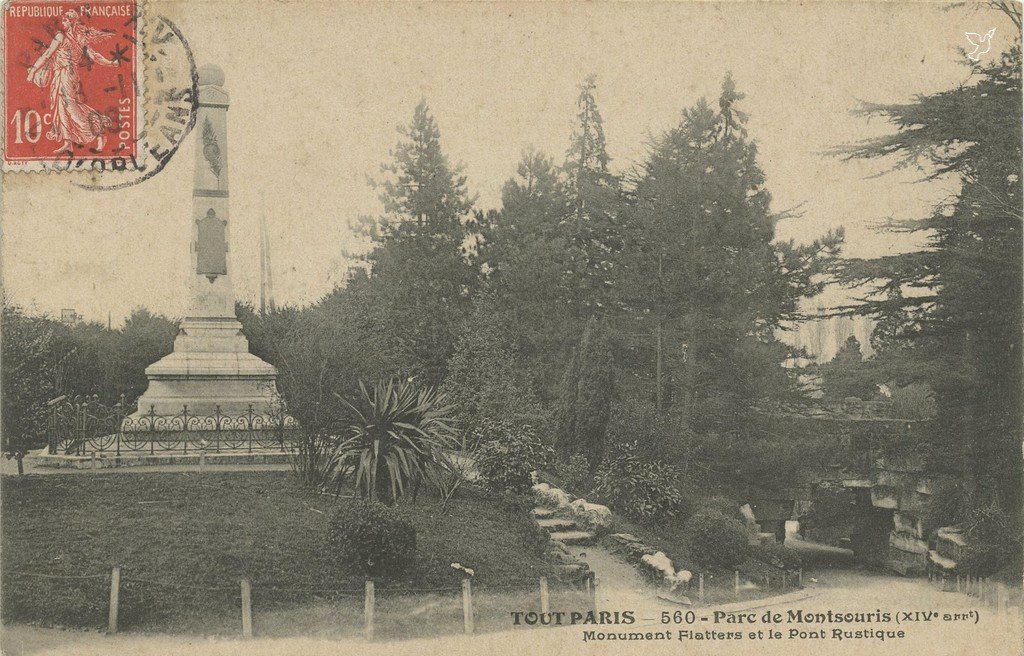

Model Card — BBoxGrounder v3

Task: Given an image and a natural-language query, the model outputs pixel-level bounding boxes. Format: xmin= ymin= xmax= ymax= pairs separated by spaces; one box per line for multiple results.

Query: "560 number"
xmin=661 ymin=610 xmax=697 ymax=624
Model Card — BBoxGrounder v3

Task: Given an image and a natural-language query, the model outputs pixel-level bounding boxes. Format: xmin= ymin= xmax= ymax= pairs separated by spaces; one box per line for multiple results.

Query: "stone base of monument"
xmin=129 ymin=318 xmax=282 ymax=418
xmin=130 ymin=368 xmax=280 ymax=417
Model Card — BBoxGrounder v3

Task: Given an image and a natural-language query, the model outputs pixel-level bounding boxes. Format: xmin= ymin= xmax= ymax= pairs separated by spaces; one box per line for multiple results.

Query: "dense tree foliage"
xmin=0 ymin=305 xmax=177 ymax=449
xmin=618 ymin=74 xmax=843 ymax=431
xmin=838 ymin=43 xmax=1023 ymax=514
xmin=553 ymin=317 xmax=615 ymax=468
xmin=475 ymin=150 xmax=575 ymax=396
xmin=815 ymin=336 xmax=880 ymax=401
xmin=440 ymin=294 xmax=545 ymax=433
xmin=361 ymin=100 xmax=477 ymax=385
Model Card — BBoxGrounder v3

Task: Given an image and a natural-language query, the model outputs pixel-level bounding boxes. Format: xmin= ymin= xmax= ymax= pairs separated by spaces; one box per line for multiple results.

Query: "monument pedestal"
xmin=134 ymin=318 xmax=279 ymax=416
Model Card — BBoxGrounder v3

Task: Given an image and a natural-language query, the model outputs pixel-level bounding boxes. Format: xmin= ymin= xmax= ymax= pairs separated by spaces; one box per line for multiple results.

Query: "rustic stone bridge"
xmin=743 ymin=415 xmax=957 ymax=577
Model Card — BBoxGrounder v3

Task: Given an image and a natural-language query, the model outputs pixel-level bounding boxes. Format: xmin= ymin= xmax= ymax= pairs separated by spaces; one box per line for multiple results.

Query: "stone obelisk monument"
xmin=132 ymin=65 xmax=280 ymax=418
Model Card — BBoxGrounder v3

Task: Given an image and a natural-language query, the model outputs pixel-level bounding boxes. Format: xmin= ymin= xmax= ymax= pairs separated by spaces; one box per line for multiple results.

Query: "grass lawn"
xmin=1 ymin=472 xmax=569 ymax=636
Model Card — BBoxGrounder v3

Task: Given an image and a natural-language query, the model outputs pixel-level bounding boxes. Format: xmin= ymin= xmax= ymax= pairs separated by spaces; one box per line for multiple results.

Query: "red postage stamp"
xmin=3 ymin=0 xmax=140 ymax=171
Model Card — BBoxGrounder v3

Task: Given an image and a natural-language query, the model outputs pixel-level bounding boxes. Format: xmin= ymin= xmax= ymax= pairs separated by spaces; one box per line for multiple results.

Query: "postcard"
xmin=1 ymin=1 xmax=1021 ymax=655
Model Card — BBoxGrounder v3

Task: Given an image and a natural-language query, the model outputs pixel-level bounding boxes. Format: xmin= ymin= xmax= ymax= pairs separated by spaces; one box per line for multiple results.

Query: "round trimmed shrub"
xmin=684 ymin=508 xmax=749 ymax=569
xmin=327 ymin=501 xmax=417 ymax=579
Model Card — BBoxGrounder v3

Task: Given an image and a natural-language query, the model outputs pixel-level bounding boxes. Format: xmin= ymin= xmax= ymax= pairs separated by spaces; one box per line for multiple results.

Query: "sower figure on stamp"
xmin=26 ymin=10 xmax=119 ymax=154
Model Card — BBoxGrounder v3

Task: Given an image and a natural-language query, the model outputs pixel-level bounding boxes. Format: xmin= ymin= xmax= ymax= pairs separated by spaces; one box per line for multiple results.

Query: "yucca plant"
xmin=335 ymin=378 xmax=458 ymax=504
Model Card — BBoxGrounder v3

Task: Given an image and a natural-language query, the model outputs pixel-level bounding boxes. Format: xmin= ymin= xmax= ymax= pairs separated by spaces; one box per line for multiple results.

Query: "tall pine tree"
xmin=562 ymin=76 xmax=623 ymax=318
xmin=362 ymin=100 xmax=477 ymax=384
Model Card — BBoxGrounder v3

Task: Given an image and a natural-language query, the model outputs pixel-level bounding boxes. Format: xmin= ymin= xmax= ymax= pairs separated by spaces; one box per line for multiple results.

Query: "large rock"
xmin=639 ymin=551 xmax=692 ymax=588
xmin=537 ymin=517 xmax=576 ymax=531
xmin=739 ymin=504 xmax=760 ymax=533
xmin=624 ymin=542 xmax=658 ymax=559
xmin=888 ymin=530 xmax=928 ymax=576
xmin=571 ymin=499 xmax=613 ymax=531
xmin=936 ymin=526 xmax=968 ymax=562
xmin=888 ymin=544 xmax=928 ymax=576
xmin=609 ymin=533 xmax=642 ymax=545
xmin=928 ymin=549 xmax=957 ymax=573
xmin=640 ymin=551 xmax=676 ymax=579
xmin=889 ymin=531 xmax=928 ymax=554
xmin=532 ymin=483 xmax=571 ymax=509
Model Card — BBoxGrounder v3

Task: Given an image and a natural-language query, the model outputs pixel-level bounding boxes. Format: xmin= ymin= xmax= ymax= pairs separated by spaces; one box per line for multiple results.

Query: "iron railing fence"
xmin=47 ymin=395 xmax=298 ymax=456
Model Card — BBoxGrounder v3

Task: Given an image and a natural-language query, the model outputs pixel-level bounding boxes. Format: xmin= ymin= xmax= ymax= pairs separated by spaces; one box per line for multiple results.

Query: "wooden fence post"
xmin=782 ymin=570 xmax=788 ymax=592
xmin=734 ymin=571 xmax=740 ymax=597
xmin=364 ymin=580 xmax=375 ymax=641
xmin=587 ymin=571 xmax=597 ymax=610
xmin=539 ymin=577 xmax=550 ymax=615
xmin=462 ymin=579 xmax=474 ymax=634
xmin=798 ymin=568 xmax=803 ymax=588
xmin=698 ymin=573 xmax=704 ymax=604
xmin=240 ymin=579 xmax=253 ymax=638
xmin=956 ymin=575 xmax=962 ymax=593
xmin=764 ymin=573 xmax=770 ymax=593
xmin=107 ymin=566 xmax=121 ymax=635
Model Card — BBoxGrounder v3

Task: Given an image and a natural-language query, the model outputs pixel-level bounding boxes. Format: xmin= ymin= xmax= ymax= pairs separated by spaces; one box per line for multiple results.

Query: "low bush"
xmin=684 ymin=508 xmax=749 ymax=569
xmin=958 ymin=503 xmax=1022 ymax=577
xmin=474 ymin=419 xmax=553 ymax=494
xmin=593 ymin=441 xmax=688 ymax=523
xmin=327 ymin=501 xmax=417 ymax=579
xmin=290 ymin=431 xmax=342 ymax=490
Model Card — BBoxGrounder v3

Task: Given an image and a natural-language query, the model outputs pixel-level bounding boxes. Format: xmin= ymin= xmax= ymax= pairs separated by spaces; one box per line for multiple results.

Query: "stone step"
xmin=532 ymin=507 xmax=555 ymax=519
xmin=609 ymin=533 xmax=642 ymax=545
xmin=537 ymin=517 xmax=577 ymax=531
xmin=549 ymin=530 xmax=597 ymax=546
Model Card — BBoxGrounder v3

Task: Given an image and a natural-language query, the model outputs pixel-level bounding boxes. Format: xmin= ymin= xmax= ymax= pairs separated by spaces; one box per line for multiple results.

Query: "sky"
xmin=2 ymin=0 xmax=1015 ymax=327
